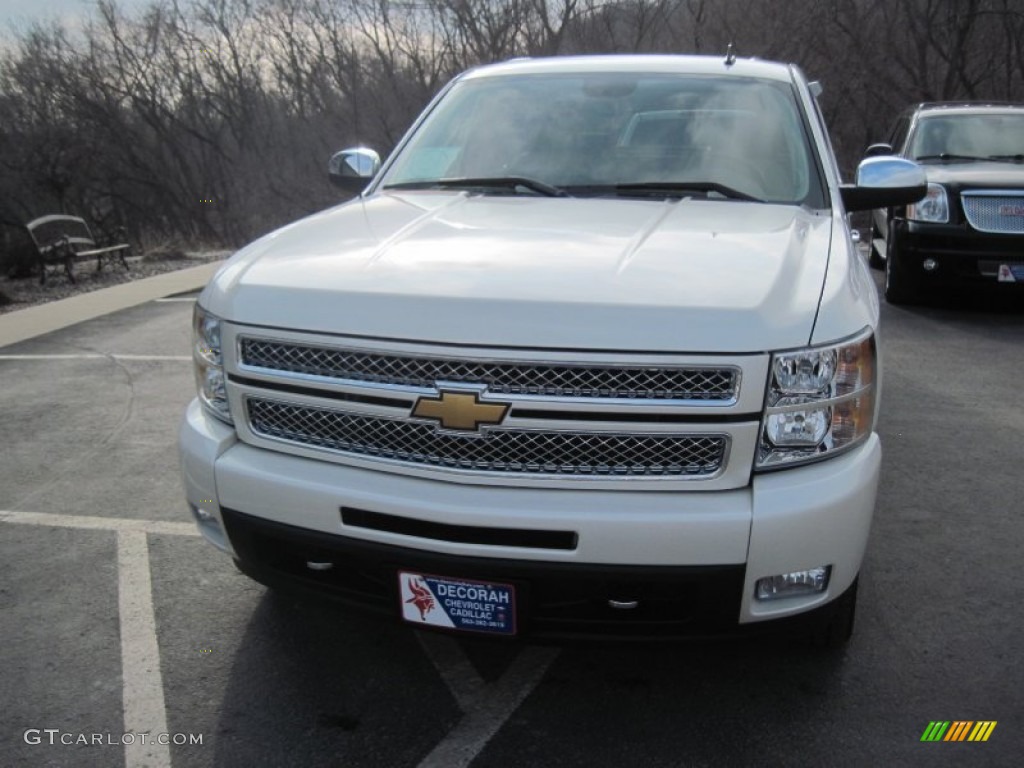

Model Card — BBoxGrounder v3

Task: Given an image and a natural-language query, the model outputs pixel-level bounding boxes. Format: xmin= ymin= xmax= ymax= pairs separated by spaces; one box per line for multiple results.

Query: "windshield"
xmin=910 ymin=113 xmax=1024 ymax=160
xmin=381 ymin=72 xmax=824 ymax=206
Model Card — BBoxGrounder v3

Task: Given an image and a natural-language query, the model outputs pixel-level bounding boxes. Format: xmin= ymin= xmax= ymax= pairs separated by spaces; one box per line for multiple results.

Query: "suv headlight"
xmin=192 ymin=305 xmax=232 ymax=424
xmin=757 ymin=331 xmax=876 ymax=469
xmin=906 ymin=183 xmax=948 ymax=223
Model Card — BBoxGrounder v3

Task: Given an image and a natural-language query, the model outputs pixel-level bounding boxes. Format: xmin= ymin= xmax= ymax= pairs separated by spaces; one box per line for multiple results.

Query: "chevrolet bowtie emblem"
xmin=411 ymin=390 xmax=509 ymax=432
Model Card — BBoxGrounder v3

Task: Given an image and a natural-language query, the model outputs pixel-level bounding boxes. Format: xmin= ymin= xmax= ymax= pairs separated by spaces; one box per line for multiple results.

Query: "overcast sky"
xmin=2 ymin=0 xmax=148 ymax=32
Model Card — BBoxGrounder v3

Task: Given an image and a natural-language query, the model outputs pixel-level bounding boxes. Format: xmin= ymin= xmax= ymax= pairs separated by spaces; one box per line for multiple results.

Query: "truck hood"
xmin=204 ymin=192 xmax=833 ymax=353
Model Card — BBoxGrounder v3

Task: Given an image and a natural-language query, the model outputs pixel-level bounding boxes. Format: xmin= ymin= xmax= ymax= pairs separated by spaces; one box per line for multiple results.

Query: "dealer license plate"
xmin=997 ymin=263 xmax=1024 ymax=282
xmin=398 ymin=571 xmax=517 ymax=635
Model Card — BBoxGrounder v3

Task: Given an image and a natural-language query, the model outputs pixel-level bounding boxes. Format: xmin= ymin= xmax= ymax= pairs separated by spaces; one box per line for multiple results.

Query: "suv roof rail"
xmin=916 ymin=100 xmax=1022 ymax=111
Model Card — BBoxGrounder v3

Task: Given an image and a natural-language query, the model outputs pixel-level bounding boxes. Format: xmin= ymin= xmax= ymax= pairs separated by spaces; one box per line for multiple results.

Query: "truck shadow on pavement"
xmin=197 ymin=589 xmax=849 ymax=768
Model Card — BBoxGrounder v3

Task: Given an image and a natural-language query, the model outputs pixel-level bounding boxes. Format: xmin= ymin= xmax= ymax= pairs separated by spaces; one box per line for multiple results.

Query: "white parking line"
xmin=3 ymin=510 xmax=555 ymax=768
xmin=416 ymin=633 xmax=559 ymax=768
xmin=1 ymin=511 xmax=196 ymax=768
xmin=0 ymin=510 xmax=199 ymax=537
xmin=118 ymin=530 xmax=173 ymax=768
xmin=0 ymin=354 xmax=191 ymax=361
xmin=416 ymin=633 xmax=486 ymax=711
xmin=154 ymin=297 xmax=198 ymax=303
xmin=113 ymin=354 xmax=192 ymax=361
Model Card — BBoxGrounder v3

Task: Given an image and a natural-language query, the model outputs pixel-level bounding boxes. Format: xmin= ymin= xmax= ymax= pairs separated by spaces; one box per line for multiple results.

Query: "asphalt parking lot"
xmin=1 ymin=268 xmax=1021 ymax=768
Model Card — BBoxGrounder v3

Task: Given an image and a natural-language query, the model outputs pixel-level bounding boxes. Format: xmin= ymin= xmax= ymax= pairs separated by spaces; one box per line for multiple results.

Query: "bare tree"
xmin=2 ymin=0 xmax=1022 ymax=272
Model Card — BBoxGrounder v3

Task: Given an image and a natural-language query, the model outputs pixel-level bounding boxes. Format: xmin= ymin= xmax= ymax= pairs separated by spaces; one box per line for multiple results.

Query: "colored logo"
xmin=412 ymin=390 xmax=509 ymax=432
xmin=920 ymin=721 xmax=997 ymax=742
xmin=404 ymin=577 xmax=436 ymax=620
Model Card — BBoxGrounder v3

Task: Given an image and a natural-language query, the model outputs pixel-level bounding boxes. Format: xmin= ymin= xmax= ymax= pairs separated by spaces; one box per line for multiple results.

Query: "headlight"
xmin=193 ymin=307 xmax=222 ymax=365
xmin=192 ymin=305 xmax=232 ymax=424
xmin=757 ymin=331 xmax=876 ymax=469
xmin=906 ymin=183 xmax=948 ymax=223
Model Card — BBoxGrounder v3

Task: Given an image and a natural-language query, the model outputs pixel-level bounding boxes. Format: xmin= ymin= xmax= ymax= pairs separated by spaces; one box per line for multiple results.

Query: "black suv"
xmin=868 ymin=102 xmax=1024 ymax=304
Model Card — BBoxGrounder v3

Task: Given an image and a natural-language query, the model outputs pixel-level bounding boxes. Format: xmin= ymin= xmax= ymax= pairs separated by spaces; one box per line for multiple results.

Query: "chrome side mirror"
xmin=840 ymin=156 xmax=927 ymax=212
xmin=863 ymin=143 xmax=894 ymax=158
xmin=328 ymin=147 xmax=381 ymax=194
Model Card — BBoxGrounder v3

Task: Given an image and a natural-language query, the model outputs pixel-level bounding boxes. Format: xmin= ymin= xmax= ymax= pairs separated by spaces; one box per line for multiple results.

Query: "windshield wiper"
xmin=382 ymin=177 xmax=569 ymax=197
xmin=915 ymin=153 xmax=988 ymax=163
xmin=986 ymin=154 xmax=1024 ymax=163
xmin=613 ymin=181 xmax=762 ymax=202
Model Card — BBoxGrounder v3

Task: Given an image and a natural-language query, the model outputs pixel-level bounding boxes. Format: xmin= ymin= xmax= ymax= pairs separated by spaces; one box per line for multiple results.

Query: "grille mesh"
xmin=246 ymin=398 xmax=726 ymax=477
xmin=962 ymin=193 xmax=1024 ymax=234
xmin=239 ymin=339 xmax=736 ymax=401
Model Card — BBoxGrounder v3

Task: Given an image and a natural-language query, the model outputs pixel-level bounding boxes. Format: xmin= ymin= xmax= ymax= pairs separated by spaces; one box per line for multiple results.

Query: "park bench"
xmin=26 ymin=214 xmax=132 ymax=285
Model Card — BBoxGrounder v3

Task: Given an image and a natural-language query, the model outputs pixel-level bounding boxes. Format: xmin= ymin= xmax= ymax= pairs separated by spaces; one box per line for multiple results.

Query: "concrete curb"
xmin=0 ymin=260 xmax=225 ymax=348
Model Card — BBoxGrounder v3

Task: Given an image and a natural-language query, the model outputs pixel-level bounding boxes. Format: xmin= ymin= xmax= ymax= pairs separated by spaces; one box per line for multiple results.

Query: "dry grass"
xmin=0 ymin=249 xmax=231 ymax=315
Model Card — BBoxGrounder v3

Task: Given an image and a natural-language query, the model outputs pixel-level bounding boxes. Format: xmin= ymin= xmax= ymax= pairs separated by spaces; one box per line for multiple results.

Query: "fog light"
xmin=755 ymin=566 xmax=831 ymax=601
xmin=190 ymin=504 xmax=230 ymax=552
xmin=922 ymin=258 xmax=938 ymax=272
xmin=193 ymin=505 xmax=217 ymax=524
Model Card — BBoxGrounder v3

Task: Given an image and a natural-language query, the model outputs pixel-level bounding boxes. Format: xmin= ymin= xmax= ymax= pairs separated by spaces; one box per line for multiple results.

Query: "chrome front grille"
xmin=962 ymin=192 xmax=1024 ymax=234
xmin=246 ymin=397 xmax=727 ymax=477
xmin=239 ymin=338 xmax=737 ymax=401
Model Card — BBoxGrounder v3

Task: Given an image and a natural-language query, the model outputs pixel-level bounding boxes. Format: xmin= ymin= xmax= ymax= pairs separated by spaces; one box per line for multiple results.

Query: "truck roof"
xmin=459 ymin=54 xmax=798 ymax=84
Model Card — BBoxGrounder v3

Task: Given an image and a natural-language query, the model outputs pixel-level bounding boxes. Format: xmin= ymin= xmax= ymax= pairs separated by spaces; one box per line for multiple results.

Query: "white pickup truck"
xmin=179 ymin=55 xmax=925 ymax=645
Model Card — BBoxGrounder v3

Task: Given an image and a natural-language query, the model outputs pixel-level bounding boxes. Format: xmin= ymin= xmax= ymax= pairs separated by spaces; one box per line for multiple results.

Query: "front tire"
xmin=884 ymin=230 xmax=920 ymax=305
xmin=868 ymin=222 xmax=885 ymax=269
xmin=807 ymin=577 xmax=858 ymax=649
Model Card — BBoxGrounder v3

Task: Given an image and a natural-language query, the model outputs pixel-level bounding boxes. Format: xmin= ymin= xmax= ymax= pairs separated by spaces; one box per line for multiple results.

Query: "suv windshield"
xmin=910 ymin=113 xmax=1024 ymax=161
xmin=381 ymin=72 xmax=824 ymax=206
